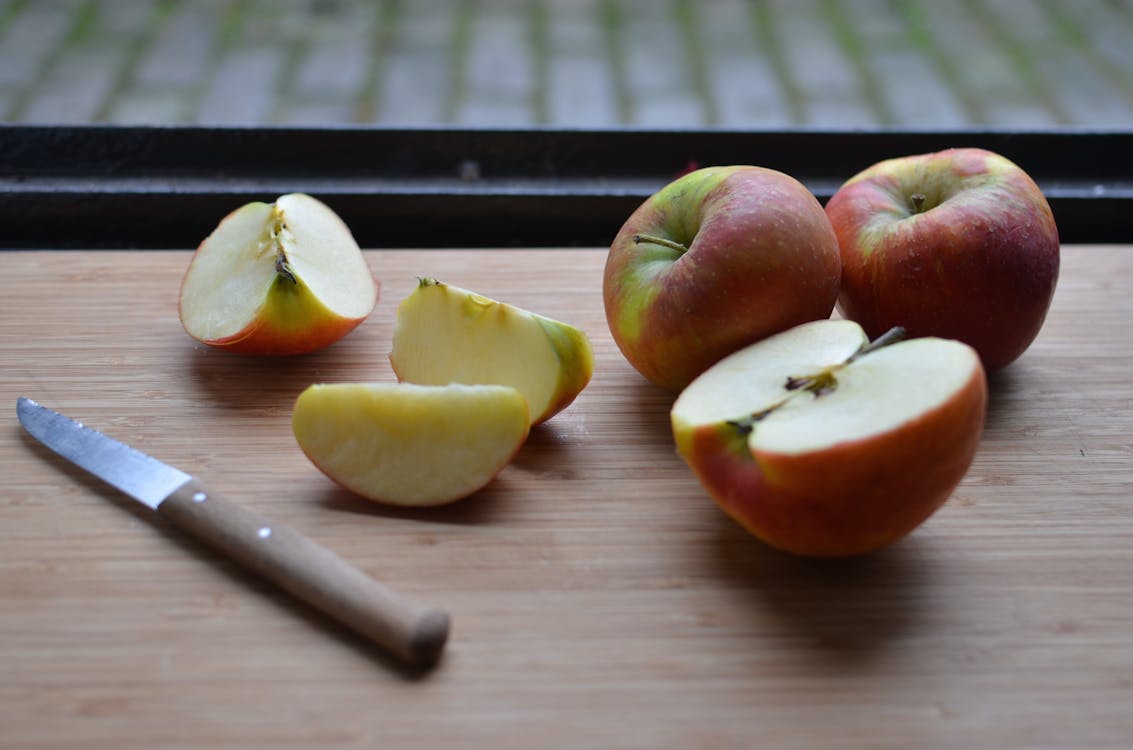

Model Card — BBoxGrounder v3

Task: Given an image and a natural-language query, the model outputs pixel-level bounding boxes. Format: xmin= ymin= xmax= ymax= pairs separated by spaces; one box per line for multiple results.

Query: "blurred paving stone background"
xmin=2 ymin=0 xmax=1133 ymax=129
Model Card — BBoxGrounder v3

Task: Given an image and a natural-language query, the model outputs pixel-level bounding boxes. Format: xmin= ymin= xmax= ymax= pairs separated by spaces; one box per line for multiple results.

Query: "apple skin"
xmin=825 ymin=148 xmax=1060 ymax=370
xmin=604 ymin=165 xmax=842 ymax=391
xmin=533 ymin=316 xmax=594 ymax=423
xmin=675 ymin=366 xmax=987 ymax=558
xmin=194 ymin=271 xmax=370 ymax=356
xmin=679 ymin=376 xmax=983 ymax=557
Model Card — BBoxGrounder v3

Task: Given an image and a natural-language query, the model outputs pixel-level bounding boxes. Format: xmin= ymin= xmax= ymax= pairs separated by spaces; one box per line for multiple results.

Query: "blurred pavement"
xmin=2 ymin=0 xmax=1133 ymax=130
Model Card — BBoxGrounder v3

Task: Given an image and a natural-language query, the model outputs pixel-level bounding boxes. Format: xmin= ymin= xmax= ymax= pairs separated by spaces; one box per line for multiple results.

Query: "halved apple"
xmin=389 ymin=278 xmax=594 ymax=425
xmin=179 ymin=193 xmax=378 ymax=355
xmin=671 ymin=319 xmax=987 ymax=557
xmin=292 ymin=382 xmax=530 ymax=506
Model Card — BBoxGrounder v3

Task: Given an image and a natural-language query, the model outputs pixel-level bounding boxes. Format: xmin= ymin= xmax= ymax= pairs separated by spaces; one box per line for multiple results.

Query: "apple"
xmin=670 ymin=319 xmax=987 ymax=557
xmin=292 ymin=382 xmax=530 ymax=506
xmin=825 ymin=147 xmax=1060 ymax=370
xmin=603 ymin=165 xmax=842 ymax=392
xmin=179 ymin=193 xmax=378 ymax=355
xmin=389 ymin=278 xmax=594 ymax=425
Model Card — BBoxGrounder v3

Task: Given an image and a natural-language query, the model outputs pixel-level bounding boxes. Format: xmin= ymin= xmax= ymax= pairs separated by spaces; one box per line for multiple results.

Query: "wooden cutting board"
xmin=2 ymin=246 xmax=1132 ymax=749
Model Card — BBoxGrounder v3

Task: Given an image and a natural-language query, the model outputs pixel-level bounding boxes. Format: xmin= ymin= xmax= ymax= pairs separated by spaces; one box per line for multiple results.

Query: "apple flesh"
xmin=671 ymin=320 xmax=987 ymax=557
xmin=604 ymin=165 xmax=841 ymax=391
xmin=292 ymin=382 xmax=530 ymax=507
xmin=179 ymin=193 xmax=378 ymax=355
xmin=825 ymin=147 xmax=1059 ymax=370
xmin=389 ymin=278 xmax=594 ymax=425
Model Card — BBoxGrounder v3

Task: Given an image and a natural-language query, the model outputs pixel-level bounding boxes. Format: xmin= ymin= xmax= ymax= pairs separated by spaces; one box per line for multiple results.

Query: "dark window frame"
xmin=2 ymin=125 xmax=1129 ymax=248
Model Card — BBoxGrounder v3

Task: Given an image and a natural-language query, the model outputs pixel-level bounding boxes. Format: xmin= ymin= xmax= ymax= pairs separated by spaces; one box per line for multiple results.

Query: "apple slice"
xmin=179 ymin=193 xmax=378 ymax=355
xmin=389 ymin=278 xmax=594 ymax=425
xmin=671 ymin=319 xmax=987 ymax=557
xmin=292 ymin=382 xmax=530 ymax=506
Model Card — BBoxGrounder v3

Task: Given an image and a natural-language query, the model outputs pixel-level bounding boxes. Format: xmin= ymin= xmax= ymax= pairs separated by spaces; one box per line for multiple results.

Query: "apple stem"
xmin=910 ymin=193 xmax=928 ymax=213
xmin=632 ymin=233 xmax=687 ymax=253
xmin=847 ymin=326 xmax=907 ymax=364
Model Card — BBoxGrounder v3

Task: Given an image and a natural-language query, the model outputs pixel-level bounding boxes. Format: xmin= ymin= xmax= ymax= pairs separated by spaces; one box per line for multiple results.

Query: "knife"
xmin=16 ymin=396 xmax=450 ymax=666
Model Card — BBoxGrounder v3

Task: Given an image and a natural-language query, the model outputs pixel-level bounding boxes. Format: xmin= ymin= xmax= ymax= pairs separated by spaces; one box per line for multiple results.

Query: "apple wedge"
xmin=292 ymin=382 xmax=530 ymax=506
xmin=179 ymin=193 xmax=378 ymax=355
xmin=389 ymin=278 xmax=594 ymax=425
xmin=671 ymin=320 xmax=987 ymax=557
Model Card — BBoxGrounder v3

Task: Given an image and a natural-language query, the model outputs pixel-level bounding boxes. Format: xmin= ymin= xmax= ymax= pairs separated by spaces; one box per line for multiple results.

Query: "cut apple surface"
xmin=671 ymin=320 xmax=987 ymax=557
xmin=179 ymin=193 xmax=378 ymax=355
xmin=389 ymin=278 xmax=594 ymax=424
xmin=292 ymin=382 xmax=530 ymax=507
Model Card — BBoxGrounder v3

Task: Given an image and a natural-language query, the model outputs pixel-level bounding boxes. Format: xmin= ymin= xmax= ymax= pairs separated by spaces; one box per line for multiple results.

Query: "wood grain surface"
xmin=2 ymin=247 xmax=1132 ymax=749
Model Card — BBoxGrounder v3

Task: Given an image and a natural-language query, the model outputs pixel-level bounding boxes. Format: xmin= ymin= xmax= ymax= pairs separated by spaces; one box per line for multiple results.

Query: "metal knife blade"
xmin=17 ymin=396 xmax=190 ymax=509
xmin=16 ymin=396 xmax=450 ymax=665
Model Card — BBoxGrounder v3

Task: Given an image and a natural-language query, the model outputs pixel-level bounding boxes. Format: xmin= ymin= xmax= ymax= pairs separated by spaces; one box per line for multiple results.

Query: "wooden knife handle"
xmin=157 ymin=478 xmax=450 ymax=665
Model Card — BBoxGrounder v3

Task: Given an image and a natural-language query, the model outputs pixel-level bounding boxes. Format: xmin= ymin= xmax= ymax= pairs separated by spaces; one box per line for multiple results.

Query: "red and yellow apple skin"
xmin=671 ymin=320 xmax=988 ymax=558
xmin=825 ymin=148 xmax=1059 ymax=370
xmin=604 ymin=165 xmax=841 ymax=391
xmin=192 ymin=274 xmax=370 ymax=356
xmin=677 ymin=380 xmax=985 ymax=557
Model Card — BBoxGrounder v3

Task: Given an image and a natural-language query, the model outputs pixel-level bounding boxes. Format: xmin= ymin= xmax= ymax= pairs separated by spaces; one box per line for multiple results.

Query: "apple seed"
xmin=784 ymin=369 xmax=837 ymax=397
xmin=274 ymin=251 xmax=297 ymax=284
xmin=725 ymin=405 xmax=777 ymax=437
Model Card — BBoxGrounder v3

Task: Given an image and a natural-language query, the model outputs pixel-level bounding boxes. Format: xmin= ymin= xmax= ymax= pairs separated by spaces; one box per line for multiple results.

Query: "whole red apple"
xmin=825 ymin=147 xmax=1059 ymax=370
xmin=603 ymin=165 xmax=842 ymax=391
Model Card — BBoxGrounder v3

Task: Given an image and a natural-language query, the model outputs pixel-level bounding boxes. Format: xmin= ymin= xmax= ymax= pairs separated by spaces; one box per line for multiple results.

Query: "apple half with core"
xmin=292 ymin=382 xmax=530 ymax=507
xmin=671 ymin=319 xmax=987 ymax=557
xmin=604 ymin=165 xmax=842 ymax=391
xmin=179 ymin=193 xmax=378 ymax=355
xmin=389 ymin=278 xmax=594 ymax=425
xmin=825 ymin=147 xmax=1059 ymax=370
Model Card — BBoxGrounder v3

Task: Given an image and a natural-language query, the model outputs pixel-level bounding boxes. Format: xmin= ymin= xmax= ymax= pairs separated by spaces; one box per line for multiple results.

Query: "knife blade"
xmin=17 ymin=396 xmax=450 ymax=666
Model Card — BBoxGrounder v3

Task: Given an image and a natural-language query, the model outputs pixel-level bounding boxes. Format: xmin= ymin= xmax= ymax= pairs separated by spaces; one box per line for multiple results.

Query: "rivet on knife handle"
xmin=159 ymin=479 xmax=451 ymax=665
